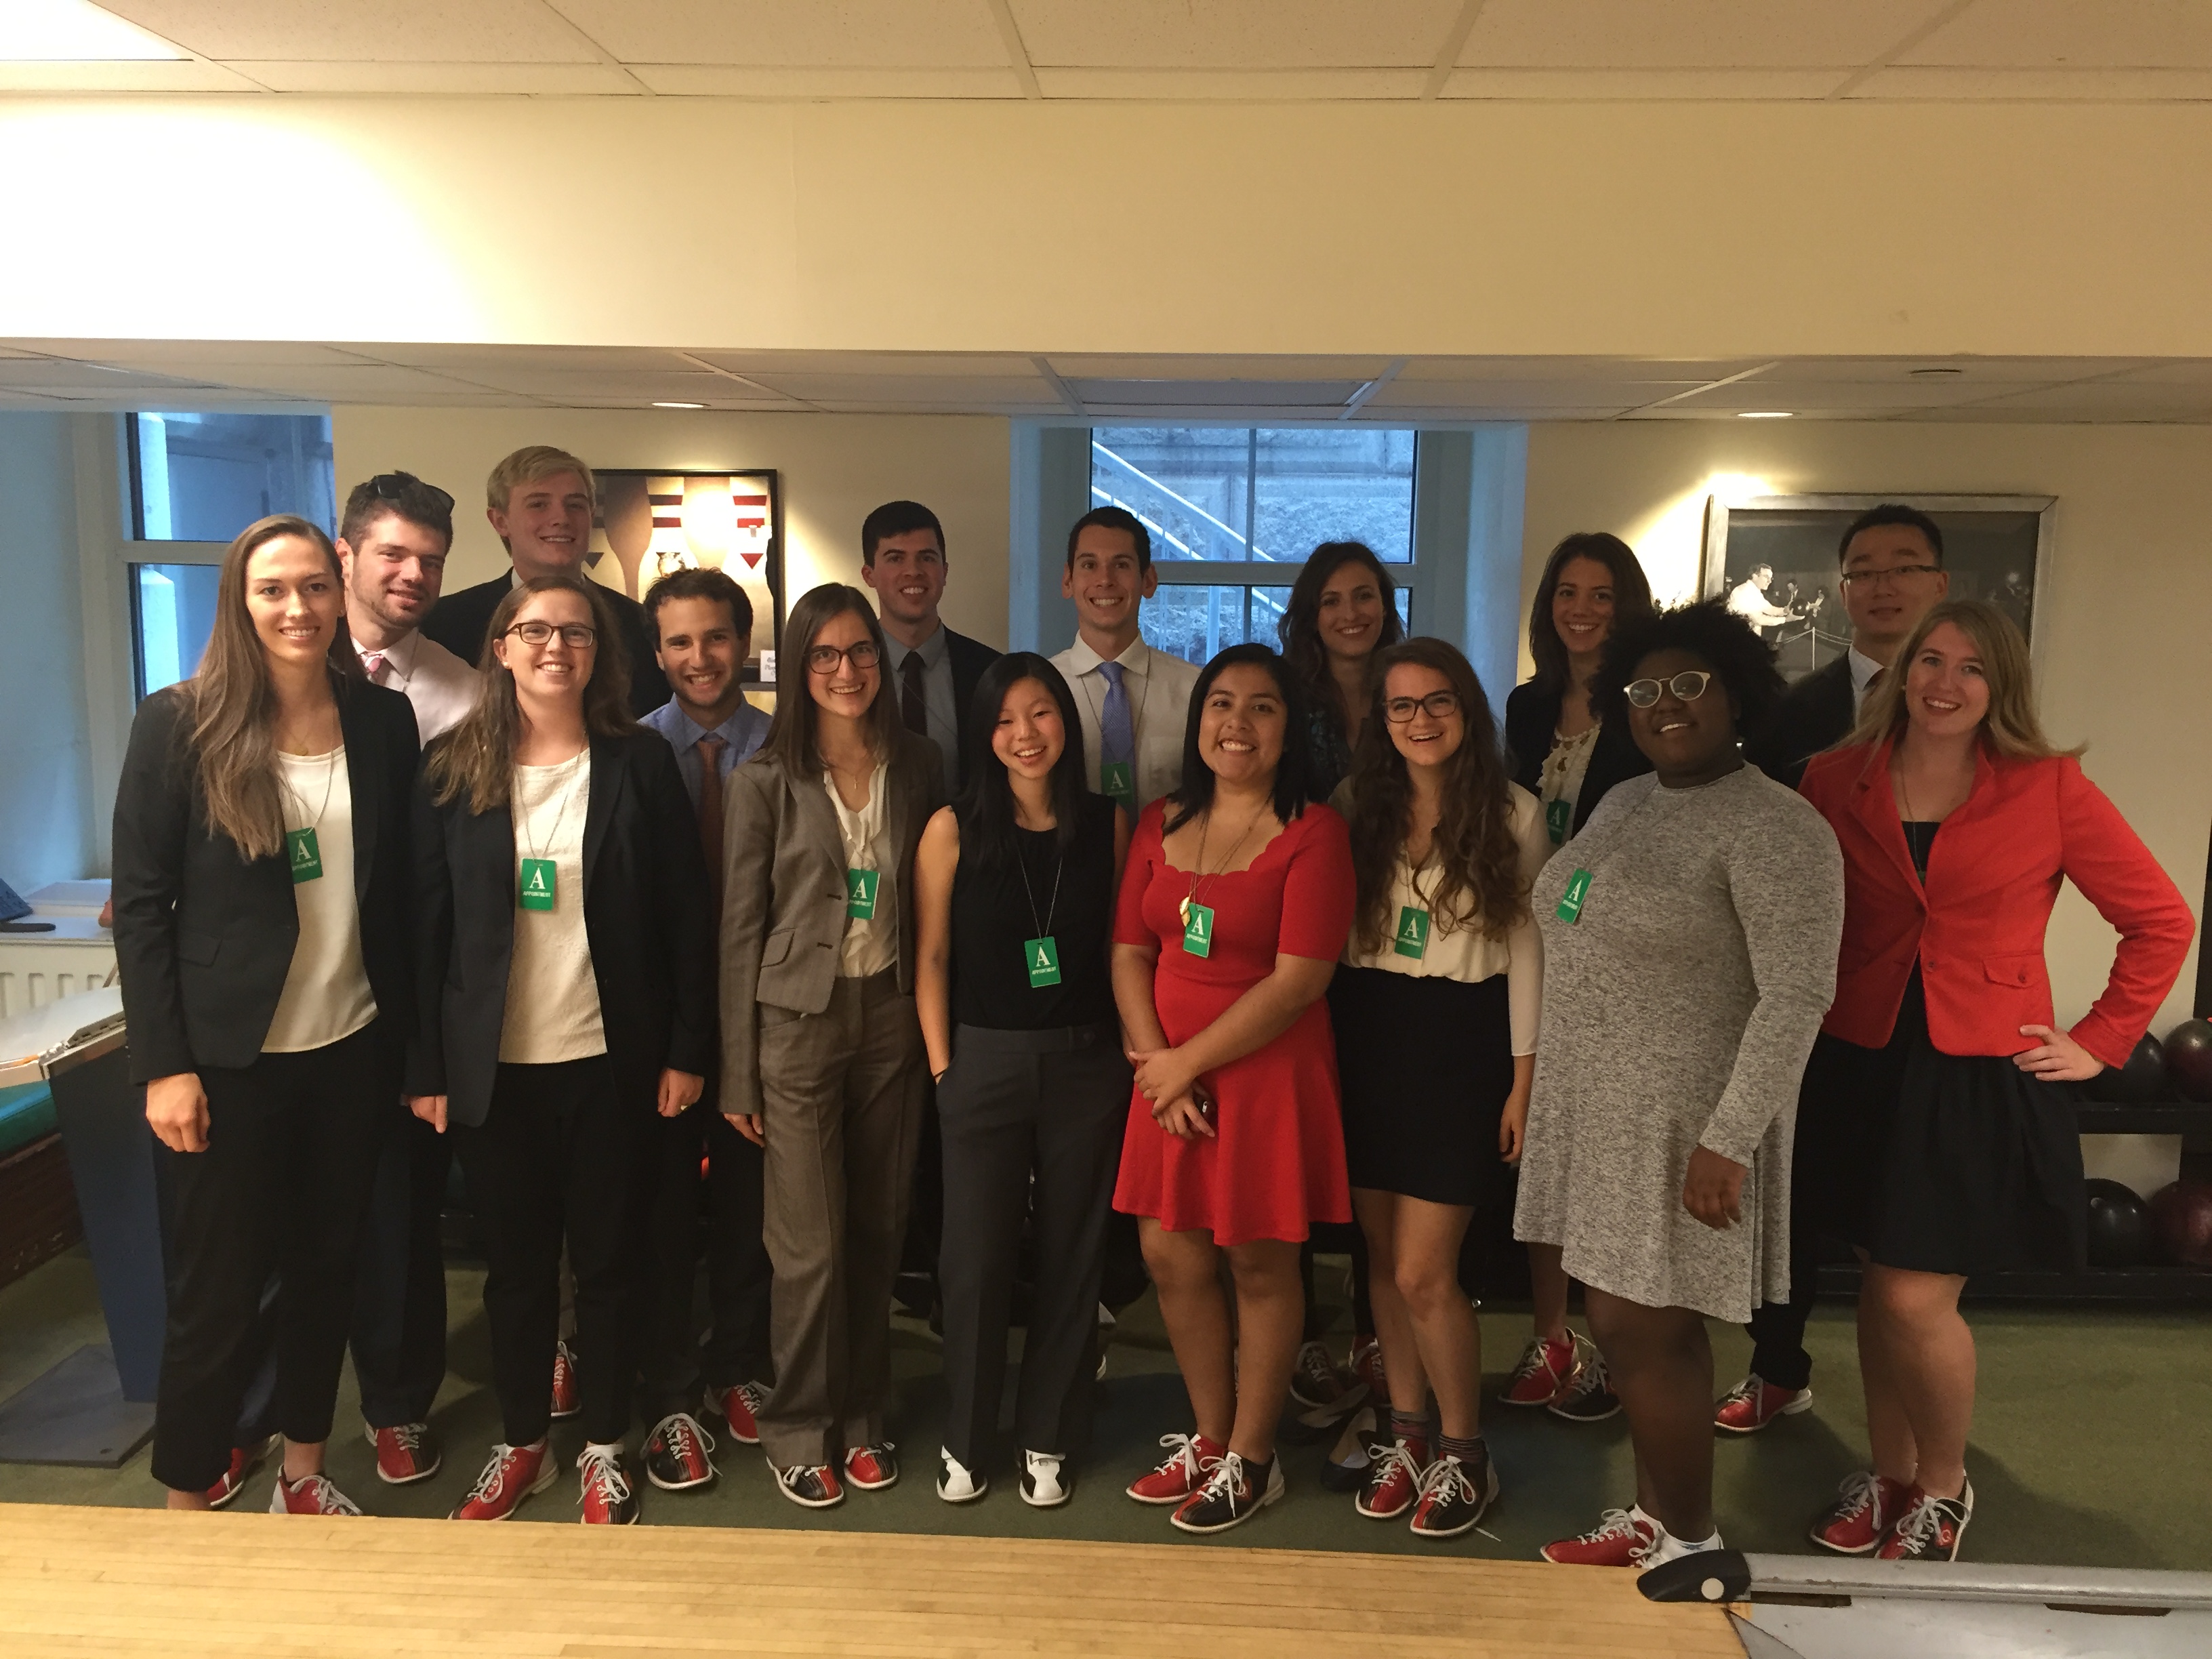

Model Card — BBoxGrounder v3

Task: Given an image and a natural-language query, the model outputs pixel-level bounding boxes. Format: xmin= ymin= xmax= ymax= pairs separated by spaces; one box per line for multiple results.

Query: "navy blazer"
xmin=406 ymin=729 xmax=713 ymax=1127
xmin=110 ymin=676 xmax=420 ymax=1084
xmin=1744 ymin=655 xmax=1856 ymax=792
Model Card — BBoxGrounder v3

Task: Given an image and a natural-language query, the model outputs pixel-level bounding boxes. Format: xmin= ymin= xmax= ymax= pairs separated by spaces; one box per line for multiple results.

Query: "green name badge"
xmin=1182 ymin=901 xmax=1214 ymax=958
xmin=1555 ymin=867 xmax=1593 ymax=924
xmin=846 ymin=867 xmax=880 ymax=920
xmin=1545 ymin=797 xmax=1572 ymax=847
xmin=285 ymin=826 xmax=323 ymax=884
xmin=1024 ymin=935 xmax=1062 ymax=989
xmin=1101 ymin=760 xmax=1134 ymax=811
xmin=518 ymin=857 xmax=556 ymax=912
xmin=1393 ymin=905 xmax=1430 ymax=960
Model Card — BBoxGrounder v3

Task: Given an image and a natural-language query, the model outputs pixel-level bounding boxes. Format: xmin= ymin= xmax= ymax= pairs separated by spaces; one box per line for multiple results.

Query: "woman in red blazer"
xmin=1793 ymin=600 xmax=2192 ymax=1566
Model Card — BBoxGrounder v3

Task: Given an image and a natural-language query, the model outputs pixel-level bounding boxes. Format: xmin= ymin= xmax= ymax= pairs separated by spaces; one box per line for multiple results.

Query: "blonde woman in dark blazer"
xmin=721 ymin=583 xmax=945 ymax=1509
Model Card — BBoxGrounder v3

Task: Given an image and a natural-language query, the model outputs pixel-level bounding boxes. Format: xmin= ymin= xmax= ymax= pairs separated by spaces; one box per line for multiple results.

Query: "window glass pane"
xmin=1090 ymin=427 xmax=1253 ymax=562
xmin=1141 ymin=584 xmax=1264 ymax=665
xmin=134 ymin=411 xmax=335 ymax=541
xmin=133 ymin=563 xmax=223 ymax=697
xmin=1252 ymin=428 xmax=1415 ymax=562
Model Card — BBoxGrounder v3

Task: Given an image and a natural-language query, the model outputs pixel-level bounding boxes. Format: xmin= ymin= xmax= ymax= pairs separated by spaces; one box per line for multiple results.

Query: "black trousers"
xmin=937 ymin=1024 xmax=1129 ymax=1469
xmin=348 ymin=1109 xmax=451 ymax=1429
xmin=451 ymin=1057 xmax=651 ymax=1449
xmin=638 ymin=1096 xmax=775 ymax=1422
xmin=150 ymin=1020 xmax=396 ymax=1493
xmin=1742 ymin=1097 xmax=1824 ymax=1393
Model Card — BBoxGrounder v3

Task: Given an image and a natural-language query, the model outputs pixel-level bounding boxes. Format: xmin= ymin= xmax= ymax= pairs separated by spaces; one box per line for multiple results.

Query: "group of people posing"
xmin=113 ymin=450 xmax=2194 ymax=1567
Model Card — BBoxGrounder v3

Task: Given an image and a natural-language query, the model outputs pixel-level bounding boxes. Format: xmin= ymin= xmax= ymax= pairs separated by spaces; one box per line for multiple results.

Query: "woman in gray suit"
xmin=720 ymin=583 xmax=945 ymax=1509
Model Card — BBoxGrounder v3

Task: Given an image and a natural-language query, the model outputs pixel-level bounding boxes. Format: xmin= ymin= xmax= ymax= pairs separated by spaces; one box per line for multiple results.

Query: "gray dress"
xmin=1513 ymin=766 xmax=1843 ymax=1322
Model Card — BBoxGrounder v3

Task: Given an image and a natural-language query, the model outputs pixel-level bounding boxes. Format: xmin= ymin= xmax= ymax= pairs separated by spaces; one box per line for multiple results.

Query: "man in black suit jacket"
xmin=1727 ymin=503 xmax=1951 ymax=1436
xmin=858 ymin=499 xmax=1001 ymax=800
xmin=419 ymin=446 xmax=670 ymax=720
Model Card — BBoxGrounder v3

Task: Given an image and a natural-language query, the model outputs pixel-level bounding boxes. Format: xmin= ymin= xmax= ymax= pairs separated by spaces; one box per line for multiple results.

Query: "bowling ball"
xmin=2083 ymin=1179 xmax=2151 ymax=1269
xmin=2148 ymin=1179 xmax=2212 ymax=1267
xmin=2163 ymin=1019 xmax=2212 ymax=1104
xmin=2108 ymin=1033 xmax=2169 ymax=1103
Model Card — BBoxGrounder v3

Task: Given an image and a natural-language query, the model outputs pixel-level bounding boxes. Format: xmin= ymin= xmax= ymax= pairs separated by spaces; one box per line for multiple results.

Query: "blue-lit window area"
xmin=131 ymin=562 xmax=222 ymax=697
xmin=129 ymin=411 xmax=335 ymax=541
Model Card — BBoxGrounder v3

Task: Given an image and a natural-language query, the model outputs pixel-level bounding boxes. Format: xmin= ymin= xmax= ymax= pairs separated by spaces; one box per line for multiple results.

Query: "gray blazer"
xmin=718 ymin=727 xmax=944 ymax=1118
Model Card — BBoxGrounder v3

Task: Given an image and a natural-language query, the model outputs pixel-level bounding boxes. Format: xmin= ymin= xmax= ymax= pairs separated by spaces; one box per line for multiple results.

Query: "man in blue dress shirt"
xmin=636 ymin=568 xmax=774 ymax=1494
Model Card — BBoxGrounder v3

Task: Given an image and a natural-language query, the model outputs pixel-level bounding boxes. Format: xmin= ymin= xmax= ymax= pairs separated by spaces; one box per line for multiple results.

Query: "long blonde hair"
xmin=188 ymin=514 xmax=361 ymax=859
xmin=1845 ymin=598 xmax=2078 ymax=760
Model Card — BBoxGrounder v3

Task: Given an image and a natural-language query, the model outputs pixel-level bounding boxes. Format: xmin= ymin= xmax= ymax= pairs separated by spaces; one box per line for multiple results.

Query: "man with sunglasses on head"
xmin=420 ymin=445 xmax=670 ymax=719
xmin=1725 ymin=504 xmax=1951 ymax=1439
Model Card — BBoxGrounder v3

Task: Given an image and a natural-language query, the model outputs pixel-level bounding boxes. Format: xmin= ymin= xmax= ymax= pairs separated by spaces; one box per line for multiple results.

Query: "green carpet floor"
xmin=2 ymin=1244 xmax=2205 ymax=1569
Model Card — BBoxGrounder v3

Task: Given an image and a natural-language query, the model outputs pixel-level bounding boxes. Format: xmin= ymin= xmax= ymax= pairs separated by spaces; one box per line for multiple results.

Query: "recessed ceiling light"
xmin=0 ymin=0 xmax=182 ymax=60
xmin=652 ymin=401 xmax=705 ymax=410
xmin=1910 ymin=367 xmax=1965 ymax=379
xmin=1737 ymin=411 xmax=1794 ymax=419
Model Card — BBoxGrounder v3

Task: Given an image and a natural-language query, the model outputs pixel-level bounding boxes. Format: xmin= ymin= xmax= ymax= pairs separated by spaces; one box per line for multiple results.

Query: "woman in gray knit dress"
xmin=1517 ymin=600 xmax=1843 ymax=1572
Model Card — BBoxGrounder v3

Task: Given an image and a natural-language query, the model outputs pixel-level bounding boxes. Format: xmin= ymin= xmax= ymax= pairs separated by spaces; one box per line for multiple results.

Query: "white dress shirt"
xmin=1847 ymin=643 xmax=1886 ymax=709
xmin=1049 ymin=634 xmax=1201 ymax=813
xmin=356 ymin=628 xmax=479 ymax=743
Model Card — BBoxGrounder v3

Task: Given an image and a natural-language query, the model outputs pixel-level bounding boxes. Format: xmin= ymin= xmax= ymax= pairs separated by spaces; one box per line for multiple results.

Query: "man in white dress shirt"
xmin=1049 ymin=506 xmax=1201 ymax=818
xmin=339 ymin=472 xmax=478 ymax=743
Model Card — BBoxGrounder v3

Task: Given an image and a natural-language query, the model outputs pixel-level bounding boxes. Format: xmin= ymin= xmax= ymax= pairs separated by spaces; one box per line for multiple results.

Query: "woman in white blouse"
xmin=1328 ymin=638 xmax=1548 ymax=1540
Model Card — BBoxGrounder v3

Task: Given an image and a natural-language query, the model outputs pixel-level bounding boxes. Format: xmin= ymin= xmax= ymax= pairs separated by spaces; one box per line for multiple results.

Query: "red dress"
xmin=1111 ymin=800 xmax=1356 ymax=1245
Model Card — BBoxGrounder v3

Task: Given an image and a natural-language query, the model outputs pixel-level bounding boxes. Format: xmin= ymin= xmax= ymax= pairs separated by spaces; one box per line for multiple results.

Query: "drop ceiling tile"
xmin=0 ymin=60 xmax=262 ymax=92
xmin=1395 ymin=356 xmax=1758 ymax=383
xmin=1460 ymin=0 xmax=1949 ymax=68
xmin=1010 ymin=1 xmax=1465 ymax=69
xmin=1375 ymin=405 xmax=1637 ymax=422
xmin=554 ymin=1 xmax=1008 ymax=68
xmin=1932 ymin=381 xmax=2212 ymax=417
xmin=0 ymin=358 xmax=210 ymax=392
xmin=739 ymin=374 xmax=1060 ymax=405
xmin=344 ymin=344 xmax=694 ymax=375
xmin=1034 ymin=67 xmax=1425 ymax=98
xmin=1442 ymin=66 xmax=1850 ymax=98
xmin=1072 ymin=377 xmax=1368 ymax=409
xmin=1901 ymin=0 xmax=2212 ymax=70
xmin=435 ymin=372 xmax=749 ymax=401
xmin=248 ymin=62 xmax=642 ymax=94
xmin=1667 ymin=380 xmax=2005 ymax=411
xmin=213 ymin=365 xmax=516 ymax=398
xmin=2100 ymin=360 xmax=2212 ymax=386
xmin=634 ymin=65 xmax=1025 ymax=96
xmin=1847 ymin=66 xmax=2212 ymax=100
xmin=1753 ymin=356 xmax=2150 ymax=384
xmin=1367 ymin=379 xmax=1698 ymax=409
xmin=24 ymin=341 xmax=386 ymax=369
xmin=1048 ymin=355 xmax=1398 ymax=381
xmin=101 ymin=2 xmax=596 ymax=63
xmin=692 ymin=350 xmax=1032 ymax=377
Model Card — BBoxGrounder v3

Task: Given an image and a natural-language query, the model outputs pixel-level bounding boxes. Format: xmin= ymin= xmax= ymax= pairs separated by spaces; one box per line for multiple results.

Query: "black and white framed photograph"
xmin=1700 ymin=493 xmax=2052 ymax=682
xmin=590 ymin=468 xmax=783 ymax=685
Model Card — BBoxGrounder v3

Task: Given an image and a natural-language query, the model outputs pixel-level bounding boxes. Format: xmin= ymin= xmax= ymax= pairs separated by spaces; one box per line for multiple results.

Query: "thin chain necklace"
xmin=517 ymin=751 xmax=583 ymax=865
xmin=1015 ymin=825 xmax=1065 ymax=943
xmin=1181 ymin=800 xmax=1265 ymax=927
xmin=278 ymin=746 xmax=340 ymax=832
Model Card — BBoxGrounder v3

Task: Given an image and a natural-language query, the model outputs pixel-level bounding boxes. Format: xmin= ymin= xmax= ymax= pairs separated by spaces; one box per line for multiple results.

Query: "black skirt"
xmin=1329 ymin=966 xmax=1515 ymax=1211
xmin=1796 ymin=972 xmax=2087 ymax=1276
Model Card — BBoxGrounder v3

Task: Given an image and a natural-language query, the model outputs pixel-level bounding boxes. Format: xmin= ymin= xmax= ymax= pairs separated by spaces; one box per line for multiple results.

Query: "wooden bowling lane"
xmin=0 ymin=1501 xmax=1745 ymax=1658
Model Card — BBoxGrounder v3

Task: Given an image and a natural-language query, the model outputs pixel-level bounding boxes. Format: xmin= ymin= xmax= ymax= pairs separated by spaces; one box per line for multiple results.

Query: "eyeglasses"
xmin=505 ymin=621 xmax=596 ymax=649
xmin=1839 ymin=563 xmax=1940 ymax=590
xmin=1624 ymin=670 xmax=1713 ymax=708
xmin=367 ymin=472 xmax=455 ymax=514
xmin=1382 ymin=691 xmax=1460 ymax=723
xmin=806 ymin=641 xmax=880 ymax=674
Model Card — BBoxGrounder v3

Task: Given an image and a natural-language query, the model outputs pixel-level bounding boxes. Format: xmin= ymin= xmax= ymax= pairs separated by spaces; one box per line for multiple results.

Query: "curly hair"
xmin=1591 ymin=598 xmax=1785 ymax=738
xmin=1343 ymin=638 xmax=1526 ymax=954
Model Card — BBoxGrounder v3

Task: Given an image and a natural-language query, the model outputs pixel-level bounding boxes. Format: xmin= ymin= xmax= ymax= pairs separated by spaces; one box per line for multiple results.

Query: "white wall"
xmin=0 ymin=413 xmax=95 ymax=893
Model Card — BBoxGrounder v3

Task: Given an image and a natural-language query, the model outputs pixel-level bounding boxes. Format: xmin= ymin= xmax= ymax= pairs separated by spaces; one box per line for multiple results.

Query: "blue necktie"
xmin=1099 ymin=659 xmax=1135 ymax=786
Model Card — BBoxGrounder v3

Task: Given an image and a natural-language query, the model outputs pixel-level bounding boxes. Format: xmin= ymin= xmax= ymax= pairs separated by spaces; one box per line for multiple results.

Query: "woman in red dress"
xmin=1111 ymin=643 xmax=1355 ymax=1536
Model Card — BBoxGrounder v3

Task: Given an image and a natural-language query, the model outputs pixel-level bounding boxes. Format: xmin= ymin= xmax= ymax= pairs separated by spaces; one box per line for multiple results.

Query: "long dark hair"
xmin=1164 ymin=644 xmax=1313 ymax=834
xmin=1278 ymin=540 xmax=1402 ymax=737
xmin=956 ymin=653 xmax=1090 ymax=868
xmin=1526 ymin=532 xmax=1654 ymax=693
xmin=425 ymin=575 xmax=633 ymax=814
xmin=1343 ymin=638 xmax=1525 ymax=954
xmin=758 ymin=583 xmax=900 ymax=776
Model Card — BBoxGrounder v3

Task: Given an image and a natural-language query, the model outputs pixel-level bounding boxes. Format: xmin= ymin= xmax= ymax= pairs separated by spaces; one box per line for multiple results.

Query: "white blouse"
xmin=826 ymin=760 xmax=897 ymax=979
xmin=262 ymin=747 xmax=377 ymax=1054
xmin=499 ymin=750 xmax=608 ymax=1065
xmin=1337 ymin=781 xmax=1551 ymax=1056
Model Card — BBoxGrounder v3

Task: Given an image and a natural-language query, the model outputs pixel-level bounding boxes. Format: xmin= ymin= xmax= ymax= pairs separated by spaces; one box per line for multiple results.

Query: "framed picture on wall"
xmin=589 ymin=469 xmax=783 ymax=684
xmin=1700 ymin=493 xmax=2053 ymax=682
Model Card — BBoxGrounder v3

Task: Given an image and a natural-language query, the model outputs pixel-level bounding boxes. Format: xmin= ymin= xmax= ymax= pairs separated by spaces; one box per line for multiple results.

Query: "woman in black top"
xmin=914 ymin=653 xmax=1130 ymax=1509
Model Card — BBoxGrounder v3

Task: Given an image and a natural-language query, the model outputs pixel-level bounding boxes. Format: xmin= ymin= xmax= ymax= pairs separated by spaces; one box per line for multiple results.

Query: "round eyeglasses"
xmin=806 ymin=641 xmax=880 ymax=674
xmin=1623 ymin=670 xmax=1713 ymax=709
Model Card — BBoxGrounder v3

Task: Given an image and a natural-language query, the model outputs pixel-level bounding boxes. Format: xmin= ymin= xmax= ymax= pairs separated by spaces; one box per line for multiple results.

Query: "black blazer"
xmin=420 ymin=570 xmax=671 ymax=720
xmin=1744 ymin=655 xmax=1855 ymax=792
xmin=1502 ymin=678 xmax=1654 ymax=840
xmin=110 ymin=677 xmax=420 ymax=1085
xmin=944 ymin=625 xmax=1002 ymax=782
xmin=405 ymin=729 xmax=713 ymax=1128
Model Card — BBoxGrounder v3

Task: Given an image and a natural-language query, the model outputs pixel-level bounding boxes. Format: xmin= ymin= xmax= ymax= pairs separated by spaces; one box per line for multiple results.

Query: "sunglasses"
xmin=367 ymin=472 xmax=455 ymax=514
xmin=1623 ymin=670 xmax=1713 ymax=709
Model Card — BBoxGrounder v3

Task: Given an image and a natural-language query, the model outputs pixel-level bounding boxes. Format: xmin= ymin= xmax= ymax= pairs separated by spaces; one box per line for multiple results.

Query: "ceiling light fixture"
xmin=1909 ymin=367 xmax=1965 ymax=379
xmin=1736 ymin=411 xmax=1794 ymax=419
xmin=0 ymin=0 xmax=182 ymax=60
xmin=652 ymin=401 xmax=705 ymax=410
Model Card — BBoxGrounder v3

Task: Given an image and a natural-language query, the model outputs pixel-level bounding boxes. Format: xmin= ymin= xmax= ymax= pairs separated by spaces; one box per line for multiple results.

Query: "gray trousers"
xmin=756 ymin=971 xmax=926 ymax=1469
xmin=938 ymin=1023 xmax=1130 ymax=1470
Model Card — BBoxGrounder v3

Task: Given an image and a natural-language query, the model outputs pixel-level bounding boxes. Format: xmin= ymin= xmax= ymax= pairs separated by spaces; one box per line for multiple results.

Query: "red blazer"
xmin=1799 ymin=739 xmax=2193 ymax=1069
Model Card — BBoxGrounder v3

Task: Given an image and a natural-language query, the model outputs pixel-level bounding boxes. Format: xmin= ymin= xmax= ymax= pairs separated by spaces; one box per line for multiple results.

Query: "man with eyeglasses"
xmin=1725 ymin=502 xmax=1950 ymax=1439
xmin=420 ymin=445 xmax=670 ymax=719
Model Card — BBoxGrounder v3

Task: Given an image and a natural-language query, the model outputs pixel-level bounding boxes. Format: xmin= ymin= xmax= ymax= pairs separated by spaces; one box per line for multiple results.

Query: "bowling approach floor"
xmin=1 ymin=1246 xmax=2207 ymax=1576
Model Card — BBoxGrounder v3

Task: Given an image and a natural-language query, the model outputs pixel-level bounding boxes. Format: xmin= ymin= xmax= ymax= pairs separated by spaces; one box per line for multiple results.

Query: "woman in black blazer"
xmin=407 ymin=574 xmax=712 ymax=1526
xmin=1496 ymin=531 xmax=1654 ymax=1429
xmin=112 ymin=514 xmax=418 ymax=1515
